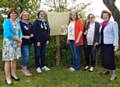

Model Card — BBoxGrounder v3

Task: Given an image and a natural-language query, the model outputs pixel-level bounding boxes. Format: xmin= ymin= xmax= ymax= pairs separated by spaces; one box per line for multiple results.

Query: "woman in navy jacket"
xmin=33 ymin=10 xmax=50 ymax=73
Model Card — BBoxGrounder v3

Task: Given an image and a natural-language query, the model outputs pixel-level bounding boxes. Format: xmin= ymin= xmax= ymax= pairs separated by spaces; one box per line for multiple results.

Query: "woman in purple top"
xmin=33 ymin=10 xmax=50 ymax=73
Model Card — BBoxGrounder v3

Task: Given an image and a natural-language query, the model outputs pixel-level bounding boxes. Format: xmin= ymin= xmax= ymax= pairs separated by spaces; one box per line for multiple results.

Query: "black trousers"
xmin=84 ymin=45 xmax=96 ymax=67
xmin=101 ymin=44 xmax=116 ymax=70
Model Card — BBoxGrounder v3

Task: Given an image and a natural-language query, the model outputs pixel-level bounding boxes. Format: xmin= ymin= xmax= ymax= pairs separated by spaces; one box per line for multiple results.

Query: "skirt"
xmin=101 ymin=44 xmax=116 ymax=70
xmin=2 ymin=38 xmax=21 ymax=61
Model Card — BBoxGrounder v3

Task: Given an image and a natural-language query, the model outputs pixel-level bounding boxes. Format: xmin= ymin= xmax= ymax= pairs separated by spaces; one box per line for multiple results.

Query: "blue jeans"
xmin=21 ymin=45 xmax=31 ymax=67
xmin=69 ymin=40 xmax=80 ymax=70
xmin=34 ymin=44 xmax=46 ymax=68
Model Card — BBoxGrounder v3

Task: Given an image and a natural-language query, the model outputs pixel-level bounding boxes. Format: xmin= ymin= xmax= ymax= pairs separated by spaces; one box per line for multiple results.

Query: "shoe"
xmin=89 ymin=67 xmax=94 ymax=72
xmin=5 ymin=79 xmax=12 ymax=85
xmin=84 ymin=66 xmax=89 ymax=71
xmin=36 ymin=67 xmax=42 ymax=73
xmin=69 ymin=67 xmax=75 ymax=72
xmin=110 ymin=75 xmax=117 ymax=81
xmin=21 ymin=69 xmax=32 ymax=77
xmin=42 ymin=66 xmax=50 ymax=71
xmin=99 ymin=71 xmax=110 ymax=76
xmin=11 ymin=75 xmax=20 ymax=81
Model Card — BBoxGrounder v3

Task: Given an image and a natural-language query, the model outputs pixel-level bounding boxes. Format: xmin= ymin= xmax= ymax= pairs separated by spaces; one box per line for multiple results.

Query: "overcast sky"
xmin=41 ymin=0 xmax=120 ymax=21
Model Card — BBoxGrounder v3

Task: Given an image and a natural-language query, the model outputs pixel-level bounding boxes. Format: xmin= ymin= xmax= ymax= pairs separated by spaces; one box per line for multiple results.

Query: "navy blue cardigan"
xmin=33 ymin=19 xmax=50 ymax=45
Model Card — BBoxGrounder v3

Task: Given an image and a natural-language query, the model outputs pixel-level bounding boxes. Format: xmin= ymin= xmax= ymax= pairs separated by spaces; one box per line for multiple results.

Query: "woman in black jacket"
xmin=83 ymin=13 xmax=100 ymax=72
xmin=33 ymin=10 xmax=50 ymax=73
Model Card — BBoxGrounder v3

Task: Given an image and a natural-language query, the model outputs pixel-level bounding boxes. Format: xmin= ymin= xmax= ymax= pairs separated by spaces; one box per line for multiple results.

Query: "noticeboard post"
xmin=47 ymin=12 xmax=69 ymax=65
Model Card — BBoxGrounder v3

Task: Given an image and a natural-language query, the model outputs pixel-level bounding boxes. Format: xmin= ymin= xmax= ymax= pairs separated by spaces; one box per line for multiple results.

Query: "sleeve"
xmin=18 ymin=21 xmax=23 ymax=40
xmin=113 ymin=21 xmax=119 ymax=46
xmin=3 ymin=19 xmax=14 ymax=39
xmin=95 ymin=22 xmax=100 ymax=44
xmin=33 ymin=20 xmax=40 ymax=42
xmin=78 ymin=19 xmax=84 ymax=33
xmin=46 ymin=21 xmax=50 ymax=41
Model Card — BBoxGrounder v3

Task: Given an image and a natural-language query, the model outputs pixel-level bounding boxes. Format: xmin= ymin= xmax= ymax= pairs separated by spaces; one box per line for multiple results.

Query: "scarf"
xmin=101 ymin=20 xmax=109 ymax=28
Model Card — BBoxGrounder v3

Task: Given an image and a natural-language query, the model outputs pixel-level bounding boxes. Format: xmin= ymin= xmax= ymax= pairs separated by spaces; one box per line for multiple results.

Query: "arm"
xmin=33 ymin=20 xmax=40 ymax=42
xmin=76 ymin=20 xmax=84 ymax=43
xmin=113 ymin=21 xmax=119 ymax=51
xmin=3 ymin=19 xmax=14 ymax=39
xmin=46 ymin=21 xmax=50 ymax=41
xmin=94 ymin=22 xmax=100 ymax=47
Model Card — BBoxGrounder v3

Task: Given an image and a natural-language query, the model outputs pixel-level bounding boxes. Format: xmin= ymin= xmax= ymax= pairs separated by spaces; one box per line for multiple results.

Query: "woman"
xmin=19 ymin=11 xmax=33 ymax=76
xmin=99 ymin=10 xmax=119 ymax=81
xmin=83 ymin=13 xmax=100 ymax=72
xmin=2 ymin=8 xmax=22 ymax=85
xmin=33 ymin=10 xmax=50 ymax=73
xmin=67 ymin=10 xmax=84 ymax=71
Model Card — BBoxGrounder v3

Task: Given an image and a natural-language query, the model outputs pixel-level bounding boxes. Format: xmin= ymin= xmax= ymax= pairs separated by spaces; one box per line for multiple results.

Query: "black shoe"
xmin=11 ymin=76 xmax=20 ymax=81
xmin=5 ymin=80 xmax=13 ymax=85
xmin=99 ymin=71 xmax=110 ymax=76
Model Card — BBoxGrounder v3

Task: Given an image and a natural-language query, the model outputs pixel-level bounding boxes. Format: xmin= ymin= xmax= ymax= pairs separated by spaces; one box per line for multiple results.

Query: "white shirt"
xmin=87 ymin=22 xmax=95 ymax=45
xmin=67 ymin=21 xmax=75 ymax=40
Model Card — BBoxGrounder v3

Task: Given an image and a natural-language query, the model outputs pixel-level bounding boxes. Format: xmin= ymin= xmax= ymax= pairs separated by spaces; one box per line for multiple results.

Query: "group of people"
xmin=2 ymin=9 xmax=50 ymax=85
xmin=2 ymin=8 xmax=119 ymax=85
xmin=67 ymin=10 xmax=119 ymax=82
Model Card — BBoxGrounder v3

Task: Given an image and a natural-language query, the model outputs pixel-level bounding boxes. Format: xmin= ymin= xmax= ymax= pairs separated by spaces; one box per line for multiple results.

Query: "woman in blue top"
xmin=33 ymin=10 xmax=50 ymax=73
xmin=2 ymin=8 xmax=22 ymax=85
xmin=99 ymin=10 xmax=119 ymax=81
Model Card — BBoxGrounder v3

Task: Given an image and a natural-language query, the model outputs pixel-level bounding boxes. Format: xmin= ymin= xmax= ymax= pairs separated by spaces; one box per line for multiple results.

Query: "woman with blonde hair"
xmin=19 ymin=11 xmax=33 ymax=76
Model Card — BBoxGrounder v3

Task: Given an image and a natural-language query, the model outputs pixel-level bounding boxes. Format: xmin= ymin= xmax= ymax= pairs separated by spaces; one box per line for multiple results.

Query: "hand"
xmin=67 ymin=40 xmax=70 ymax=44
xmin=25 ymin=36 xmax=30 ymax=39
xmin=75 ymin=39 xmax=79 ymax=44
xmin=30 ymin=34 xmax=34 ymax=38
xmin=37 ymin=42 xmax=41 ymax=47
xmin=84 ymin=30 xmax=88 ymax=35
xmin=46 ymin=41 xmax=49 ymax=45
xmin=94 ymin=43 xmax=99 ymax=48
xmin=13 ymin=36 xmax=21 ymax=43
xmin=114 ymin=46 xmax=119 ymax=51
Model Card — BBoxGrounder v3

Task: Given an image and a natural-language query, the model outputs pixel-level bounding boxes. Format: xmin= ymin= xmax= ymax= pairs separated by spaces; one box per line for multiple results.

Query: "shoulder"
xmin=109 ymin=21 xmax=117 ymax=24
xmin=95 ymin=21 xmax=100 ymax=25
xmin=33 ymin=19 xmax=40 ymax=24
xmin=3 ymin=18 xmax=10 ymax=24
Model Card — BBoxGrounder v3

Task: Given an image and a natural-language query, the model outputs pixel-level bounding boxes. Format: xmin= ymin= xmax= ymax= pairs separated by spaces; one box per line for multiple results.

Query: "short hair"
xmin=19 ymin=11 xmax=30 ymax=20
xmin=87 ymin=13 xmax=95 ymax=19
xmin=7 ymin=8 xmax=18 ymax=18
xmin=101 ymin=10 xmax=111 ymax=19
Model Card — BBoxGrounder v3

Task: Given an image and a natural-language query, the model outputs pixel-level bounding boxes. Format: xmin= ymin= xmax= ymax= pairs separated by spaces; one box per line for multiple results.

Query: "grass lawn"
xmin=0 ymin=66 xmax=120 ymax=87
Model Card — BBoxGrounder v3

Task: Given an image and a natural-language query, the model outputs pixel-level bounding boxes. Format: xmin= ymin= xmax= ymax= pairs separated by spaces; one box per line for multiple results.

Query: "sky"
xmin=41 ymin=0 xmax=120 ymax=21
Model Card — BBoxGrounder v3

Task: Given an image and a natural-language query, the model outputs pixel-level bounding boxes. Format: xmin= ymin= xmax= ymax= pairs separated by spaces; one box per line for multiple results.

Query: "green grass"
xmin=0 ymin=66 xmax=120 ymax=87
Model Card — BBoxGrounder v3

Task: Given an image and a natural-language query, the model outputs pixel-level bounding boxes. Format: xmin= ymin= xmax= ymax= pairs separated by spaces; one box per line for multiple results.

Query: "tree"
xmin=103 ymin=0 xmax=120 ymax=30
xmin=41 ymin=0 xmax=89 ymax=65
xmin=0 ymin=0 xmax=41 ymax=20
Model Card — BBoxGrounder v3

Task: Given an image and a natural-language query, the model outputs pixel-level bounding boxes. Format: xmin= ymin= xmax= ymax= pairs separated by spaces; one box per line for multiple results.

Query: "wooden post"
xmin=56 ymin=35 xmax=61 ymax=65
